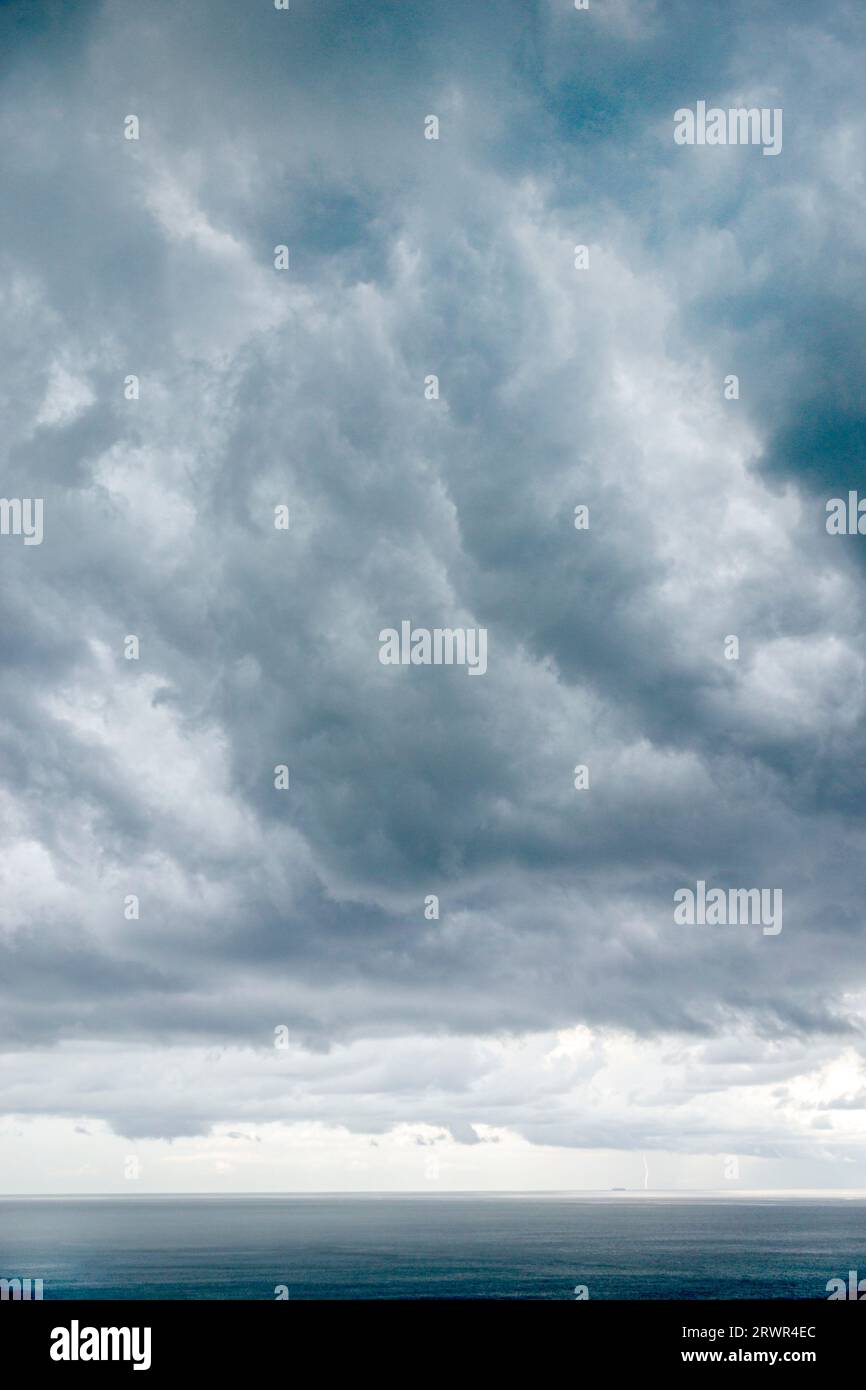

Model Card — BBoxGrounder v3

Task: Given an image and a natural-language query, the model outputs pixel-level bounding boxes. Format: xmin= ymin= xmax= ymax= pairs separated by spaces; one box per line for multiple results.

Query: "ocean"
xmin=2 ymin=1194 xmax=864 ymax=1300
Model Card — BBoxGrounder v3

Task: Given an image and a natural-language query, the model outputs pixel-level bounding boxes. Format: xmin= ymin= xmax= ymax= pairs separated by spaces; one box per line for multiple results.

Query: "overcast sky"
xmin=2 ymin=0 xmax=866 ymax=1193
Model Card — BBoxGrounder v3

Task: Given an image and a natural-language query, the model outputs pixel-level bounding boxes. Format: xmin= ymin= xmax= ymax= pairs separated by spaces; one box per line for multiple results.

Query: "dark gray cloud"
xmin=1 ymin=0 xmax=865 ymax=1182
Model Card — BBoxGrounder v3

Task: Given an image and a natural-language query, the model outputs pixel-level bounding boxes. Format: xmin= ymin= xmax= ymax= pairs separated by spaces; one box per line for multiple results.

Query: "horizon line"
xmin=5 ymin=1187 xmax=866 ymax=1200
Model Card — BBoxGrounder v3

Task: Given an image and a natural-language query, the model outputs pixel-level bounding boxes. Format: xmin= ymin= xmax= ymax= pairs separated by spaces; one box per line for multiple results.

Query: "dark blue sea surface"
xmin=2 ymin=1195 xmax=865 ymax=1299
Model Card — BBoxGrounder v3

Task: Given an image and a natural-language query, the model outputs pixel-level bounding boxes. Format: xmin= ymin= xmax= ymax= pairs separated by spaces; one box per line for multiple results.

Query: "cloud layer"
xmin=1 ymin=0 xmax=866 ymax=1190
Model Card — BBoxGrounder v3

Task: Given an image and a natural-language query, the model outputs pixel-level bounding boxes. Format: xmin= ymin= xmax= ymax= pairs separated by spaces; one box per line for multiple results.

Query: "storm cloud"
xmin=1 ymin=0 xmax=866 ymax=1191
